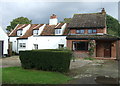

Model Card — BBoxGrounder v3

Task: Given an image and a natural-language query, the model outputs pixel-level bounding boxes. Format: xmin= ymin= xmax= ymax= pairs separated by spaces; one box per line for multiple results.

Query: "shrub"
xmin=84 ymin=57 xmax=96 ymax=60
xmin=19 ymin=49 xmax=72 ymax=72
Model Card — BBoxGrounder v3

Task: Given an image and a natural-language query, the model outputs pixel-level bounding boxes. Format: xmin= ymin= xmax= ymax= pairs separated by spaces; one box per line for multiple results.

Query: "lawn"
xmin=2 ymin=67 xmax=72 ymax=84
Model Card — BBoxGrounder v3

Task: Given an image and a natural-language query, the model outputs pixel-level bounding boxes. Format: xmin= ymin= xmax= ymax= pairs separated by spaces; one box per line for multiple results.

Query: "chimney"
xmin=101 ymin=8 xmax=106 ymax=14
xmin=49 ymin=14 xmax=58 ymax=25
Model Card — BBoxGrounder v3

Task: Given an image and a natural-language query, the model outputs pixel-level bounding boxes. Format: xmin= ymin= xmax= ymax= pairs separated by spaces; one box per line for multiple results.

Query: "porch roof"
xmin=66 ymin=34 xmax=120 ymax=40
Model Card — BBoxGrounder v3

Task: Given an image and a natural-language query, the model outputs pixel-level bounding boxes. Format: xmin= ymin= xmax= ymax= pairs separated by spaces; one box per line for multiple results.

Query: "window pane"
xmin=33 ymin=30 xmax=38 ymax=35
xmin=93 ymin=29 xmax=97 ymax=33
xmin=76 ymin=30 xmax=84 ymax=34
xmin=19 ymin=43 xmax=26 ymax=48
xmin=17 ymin=30 xmax=22 ymax=36
xmin=88 ymin=29 xmax=92 ymax=34
xmin=81 ymin=30 xmax=84 ymax=33
xmin=58 ymin=44 xmax=64 ymax=49
xmin=55 ymin=29 xmax=61 ymax=34
xmin=34 ymin=44 xmax=38 ymax=49
xmin=73 ymin=42 xmax=88 ymax=51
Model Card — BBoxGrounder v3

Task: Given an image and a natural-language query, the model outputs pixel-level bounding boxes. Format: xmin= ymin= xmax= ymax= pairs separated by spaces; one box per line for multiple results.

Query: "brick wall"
xmin=70 ymin=28 xmax=106 ymax=34
xmin=111 ymin=41 xmax=116 ymax=58
xmin=67 ymin=40 xmax=89 ymax=58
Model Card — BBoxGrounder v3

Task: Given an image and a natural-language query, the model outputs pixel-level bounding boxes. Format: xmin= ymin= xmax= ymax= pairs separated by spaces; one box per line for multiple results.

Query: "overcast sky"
xmin=0 ymin=0 xmax=119 ymax=31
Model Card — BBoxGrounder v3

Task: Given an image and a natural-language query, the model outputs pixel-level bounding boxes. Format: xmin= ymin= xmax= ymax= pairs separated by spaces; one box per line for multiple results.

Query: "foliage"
xmin=2 ymin=67 xmax=71 ymax=84
xmin=84 ymin=57 xmax=96 ymax=60
xmin=19 ymin=49 xmax=72 ymax=73
xmin=60 ymin=18 xmax=72 ymax=23
xmin=106 ymin=14 xmax=120 ymax=37
xmin=88 ymin=40 xmax=96 ymax=57
xmin=6 ymin=17 xmax=32 ymax=32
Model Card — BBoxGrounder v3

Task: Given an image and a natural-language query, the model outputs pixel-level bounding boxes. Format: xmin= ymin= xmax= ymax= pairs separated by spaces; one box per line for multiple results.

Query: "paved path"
xmin=0 ymin=56 xmax=21 ymax=68
xmin=1 ymin=56 xmax=119 ymax=84
xmin=67 ymin=60 xmax=119 ymax=84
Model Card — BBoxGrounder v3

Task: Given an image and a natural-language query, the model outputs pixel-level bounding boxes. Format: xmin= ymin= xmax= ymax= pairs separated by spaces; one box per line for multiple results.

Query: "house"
xmin=9 ymin=8 xmax=120 ymax=59
xmin=9 ymin=14 xmax=68 ymax=53
xmin=67 ymin=8 xmax=120 ymax=59
xmin=0 ymin=26 xmax=8 ymax=57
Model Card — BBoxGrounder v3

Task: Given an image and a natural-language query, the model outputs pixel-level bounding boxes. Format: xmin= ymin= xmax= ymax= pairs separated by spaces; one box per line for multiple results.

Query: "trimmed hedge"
xmin=19 ymin=49 xmax=72 ymax=72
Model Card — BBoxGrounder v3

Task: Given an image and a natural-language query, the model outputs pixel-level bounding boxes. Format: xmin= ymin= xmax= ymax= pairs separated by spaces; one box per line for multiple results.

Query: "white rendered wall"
xmin=22 ymin=24 xmax=31 ymax=36
xmin=38 ymin=24 xmax=46 ymax=35
xmin=9 ymin=37 xmax=19 ymax=53
xmin=61 ymin=23 xmax=67 ymax=35
xmin=17 ymin=39 xmax=28 ymax=53
xmin=0 ymin=26 xmax=8 ymax=54
xmin=28 ymin=36 xmax=67 ymax=50
xmin=49 ymin=19 xmax=58 ymax=25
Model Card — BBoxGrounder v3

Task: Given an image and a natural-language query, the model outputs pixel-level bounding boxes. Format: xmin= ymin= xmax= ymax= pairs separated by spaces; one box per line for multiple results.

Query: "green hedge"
xmin=19 ymin=49 xmax=72 ymax=72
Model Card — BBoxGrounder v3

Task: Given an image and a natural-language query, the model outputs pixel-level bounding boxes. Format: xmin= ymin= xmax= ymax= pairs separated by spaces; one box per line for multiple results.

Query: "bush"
xmin=84 ymin=57 xmax=96 ymax=60
xmin=19 ymin=49 xmax=72 ymax=72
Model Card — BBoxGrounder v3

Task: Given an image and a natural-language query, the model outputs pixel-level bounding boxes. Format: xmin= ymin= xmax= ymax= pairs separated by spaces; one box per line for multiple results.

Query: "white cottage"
xmin=0 ymin=26 xmax=8 ymax=57
xmin=9 ymin=14 xmax=69 ymax=53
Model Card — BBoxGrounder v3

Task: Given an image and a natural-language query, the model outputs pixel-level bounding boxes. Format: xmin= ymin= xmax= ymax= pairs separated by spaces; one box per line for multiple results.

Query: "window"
xmin=19 ymin=43 xmax=26 ymax=48
xmin=58 ymin=44 xmax=64 ymax=49
xmin=73 ymin=42 xmax=88 ymax=51
xmin=17 ymin=30 xmax=22 ymax=36
xmin=88 ymin=29 xmax=97 ymax=34
xmin=76 ymin=30 xmax=85 ymax=34
xmin=93 ymin=29 xmax=97 ymax=33
xmin=34 ymin=44 xmax=38 ymax=49
xmin=33 ymin=30 xmax=39 ymax=35
xmin=55 ymin=29 xmax=61 ymax=35
xmin=88 ymin=29 xmax=93 ymax=34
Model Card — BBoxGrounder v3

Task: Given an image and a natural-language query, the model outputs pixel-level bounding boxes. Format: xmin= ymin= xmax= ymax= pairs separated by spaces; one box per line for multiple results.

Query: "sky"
xmin=0 ymin=0 xmax=119 ymax=31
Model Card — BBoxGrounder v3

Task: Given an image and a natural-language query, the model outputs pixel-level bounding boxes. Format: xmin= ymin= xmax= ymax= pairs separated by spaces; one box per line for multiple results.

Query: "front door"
xmin=104 ymin=42 xmax=111 ymax=57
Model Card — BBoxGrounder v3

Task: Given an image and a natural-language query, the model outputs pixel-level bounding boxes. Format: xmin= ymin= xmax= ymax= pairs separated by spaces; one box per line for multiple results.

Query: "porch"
xmin=66 ymin=35 xmax=120 ymax=59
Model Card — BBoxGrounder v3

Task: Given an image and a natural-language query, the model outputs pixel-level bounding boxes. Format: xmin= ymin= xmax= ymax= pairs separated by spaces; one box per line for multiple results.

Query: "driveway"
xmin=67 ymin=59 xmax=119 ymax=84
xmin=0 ymin=56 xmax=21 ymax=68
xmin=1 ymin=56 xmax=119 ymax=84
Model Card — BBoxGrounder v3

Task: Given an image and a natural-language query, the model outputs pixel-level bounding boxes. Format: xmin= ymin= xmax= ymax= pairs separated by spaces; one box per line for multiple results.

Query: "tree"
xmin=6 ymin=17 xmax=32 ymax=32
xmin=106 ymin=14 xmax=120 ymax=37
xmin=60 ymin=18 xmax=72 ymax=23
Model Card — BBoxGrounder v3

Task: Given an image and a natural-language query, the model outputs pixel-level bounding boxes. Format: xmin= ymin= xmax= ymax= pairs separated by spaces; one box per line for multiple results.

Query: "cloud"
xmin=1 ymin=2 xmax=118 ymax=30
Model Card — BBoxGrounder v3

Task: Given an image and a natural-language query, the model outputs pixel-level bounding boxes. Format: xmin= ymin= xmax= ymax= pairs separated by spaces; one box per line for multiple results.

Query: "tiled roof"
xmin=63 ymin=24 xmax=70 ymax=35
xmin=33 ymin=24 xmax=44 ymax=30
xmin=17 ymin=24 xmax=38 ymax=39
xmin=41 ymin=24 xmax=56 ymax=35
xmin=9 ymin=24 xmax=29 ymax=36
xmin=68 ymin=12 xmax=106 ymax=28
xmin=66 ymin=34 xmax=120 ymax=40
xmin=18 ymin=24 xmax=44 ymax=39
xmin=10 ymin=23 xmax=68 ymax=38
xmin=55 ymin=23 xmax=65 ymax=29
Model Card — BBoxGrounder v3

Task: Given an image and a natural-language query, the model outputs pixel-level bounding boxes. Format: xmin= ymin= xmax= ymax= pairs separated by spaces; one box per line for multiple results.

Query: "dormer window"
xmin=76 ymin=30 xmax=85 ymax=34
xmin=17 ymin=30 xmax=22 ymax=36
xmin=33 ymin=30 xmax=39 ymax=35
xmin=55 ymin=29 xmax=61 ymax=35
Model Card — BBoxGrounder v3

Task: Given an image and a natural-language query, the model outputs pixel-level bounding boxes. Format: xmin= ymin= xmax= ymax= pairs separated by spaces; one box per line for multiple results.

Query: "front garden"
xmin=2 ymin=67 xmax=71 ymax=84
xmin=2 ymin=49 xmax=73 ymax=84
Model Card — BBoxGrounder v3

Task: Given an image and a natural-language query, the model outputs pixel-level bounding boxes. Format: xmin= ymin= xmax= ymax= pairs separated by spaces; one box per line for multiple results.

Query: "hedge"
xmin=19 ymin=49 xmax=72 ymax=72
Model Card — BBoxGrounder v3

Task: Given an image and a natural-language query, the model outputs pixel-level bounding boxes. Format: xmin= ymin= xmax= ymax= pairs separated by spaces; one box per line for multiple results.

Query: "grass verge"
xmin=2 ymin=67 xmax=72 ymax=84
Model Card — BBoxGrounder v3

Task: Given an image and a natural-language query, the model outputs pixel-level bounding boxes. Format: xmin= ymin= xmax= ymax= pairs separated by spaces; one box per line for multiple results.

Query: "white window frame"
xmin=55 ymin=29 xmax=61 ymax=35
xmin=17 ymin=30 xmax=22 ymax=36
xmin=33 ymin=30 xmax=39 ymax=35
xmin=19 ymin=43 xmax=26 ymax=48
xmin=33 ymin=44 xmax=38 ymax=50
xmin=58 ymin=44 xmax=64 ymax=49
